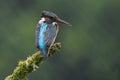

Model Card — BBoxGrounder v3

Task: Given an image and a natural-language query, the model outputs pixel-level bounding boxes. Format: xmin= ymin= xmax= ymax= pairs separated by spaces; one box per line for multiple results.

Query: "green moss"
xmin=5 ymin=42 xmax=61 ymax=80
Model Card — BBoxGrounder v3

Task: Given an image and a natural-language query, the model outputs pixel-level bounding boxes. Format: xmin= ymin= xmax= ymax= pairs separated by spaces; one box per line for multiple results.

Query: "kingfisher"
xmin=35 ymin=11 xmax=71 ymax=57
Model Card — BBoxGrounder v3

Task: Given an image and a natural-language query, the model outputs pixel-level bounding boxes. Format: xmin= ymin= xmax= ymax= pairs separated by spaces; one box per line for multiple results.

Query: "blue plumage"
xmin=35 ymin=11 xmax=71 ymax=57
xmin=39 ymin=22 xmax=48 ymax=56
xmin=36 ymin=19 xmax=58 ymax=57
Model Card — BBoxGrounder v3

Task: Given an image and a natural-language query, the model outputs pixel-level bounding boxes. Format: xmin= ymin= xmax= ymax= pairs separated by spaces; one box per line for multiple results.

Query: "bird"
xmin=35 ymin=11 xmax=71 ymax=57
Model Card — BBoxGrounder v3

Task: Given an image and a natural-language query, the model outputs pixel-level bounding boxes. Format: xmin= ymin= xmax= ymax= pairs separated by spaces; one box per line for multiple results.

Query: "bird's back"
xmin=36 ymin=20 xmax=59 ymax=57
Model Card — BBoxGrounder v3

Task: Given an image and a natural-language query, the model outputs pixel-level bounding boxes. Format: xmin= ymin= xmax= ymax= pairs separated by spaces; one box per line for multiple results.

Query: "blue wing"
xmin=44 ymin=23 xmax=59 ymax=53
xmin=35 ymin=24 xmax=41 ymax=48
xmin=44 ymin=23 xmax=58 ymax=46
xmin=35 ymin=22 xmax=59 ymax=56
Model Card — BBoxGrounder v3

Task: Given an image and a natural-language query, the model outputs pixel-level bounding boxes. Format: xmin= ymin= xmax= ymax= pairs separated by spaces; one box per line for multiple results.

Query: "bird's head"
xmin=41 ymin=11 xmax=71 ymax=26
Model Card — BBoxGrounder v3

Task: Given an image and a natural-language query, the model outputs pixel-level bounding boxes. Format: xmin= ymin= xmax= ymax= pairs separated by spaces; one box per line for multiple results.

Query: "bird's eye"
xmin=50 ymin=17 xmax=53 ymax=19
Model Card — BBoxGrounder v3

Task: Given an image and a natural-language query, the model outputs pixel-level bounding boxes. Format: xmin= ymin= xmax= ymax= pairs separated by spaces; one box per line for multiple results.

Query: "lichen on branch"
xmin=5 ymin=42 xmax=61 ymax=80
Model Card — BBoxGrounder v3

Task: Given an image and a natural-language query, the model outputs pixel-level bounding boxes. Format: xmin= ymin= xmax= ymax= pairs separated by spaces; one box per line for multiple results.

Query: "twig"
xmin=5 ymin=42 xmax=61 ymax=80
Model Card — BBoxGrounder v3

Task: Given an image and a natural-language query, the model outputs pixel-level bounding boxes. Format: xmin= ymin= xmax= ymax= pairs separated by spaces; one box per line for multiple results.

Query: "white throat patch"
xmin=38 ymin=18 xmax=45 ymax=24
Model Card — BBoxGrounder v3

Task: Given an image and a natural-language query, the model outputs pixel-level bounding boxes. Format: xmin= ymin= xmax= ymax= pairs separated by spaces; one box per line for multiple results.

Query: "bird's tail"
xmin=41 ymin=48 xmax=48 ymax=57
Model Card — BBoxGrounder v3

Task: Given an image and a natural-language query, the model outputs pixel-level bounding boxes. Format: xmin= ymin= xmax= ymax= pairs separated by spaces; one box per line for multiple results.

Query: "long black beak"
xmin=56 ymin=18 xmax=72 ymax=26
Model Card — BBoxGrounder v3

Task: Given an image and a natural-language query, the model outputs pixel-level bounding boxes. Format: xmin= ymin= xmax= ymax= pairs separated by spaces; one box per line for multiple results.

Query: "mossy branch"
xmin=5 ymin=42 xmax=61 ymax=80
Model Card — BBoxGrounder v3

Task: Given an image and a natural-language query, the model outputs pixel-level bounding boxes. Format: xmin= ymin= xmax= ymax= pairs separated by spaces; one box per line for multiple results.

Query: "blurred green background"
xmin=0 ymin=0 xmax=120 ymax=80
